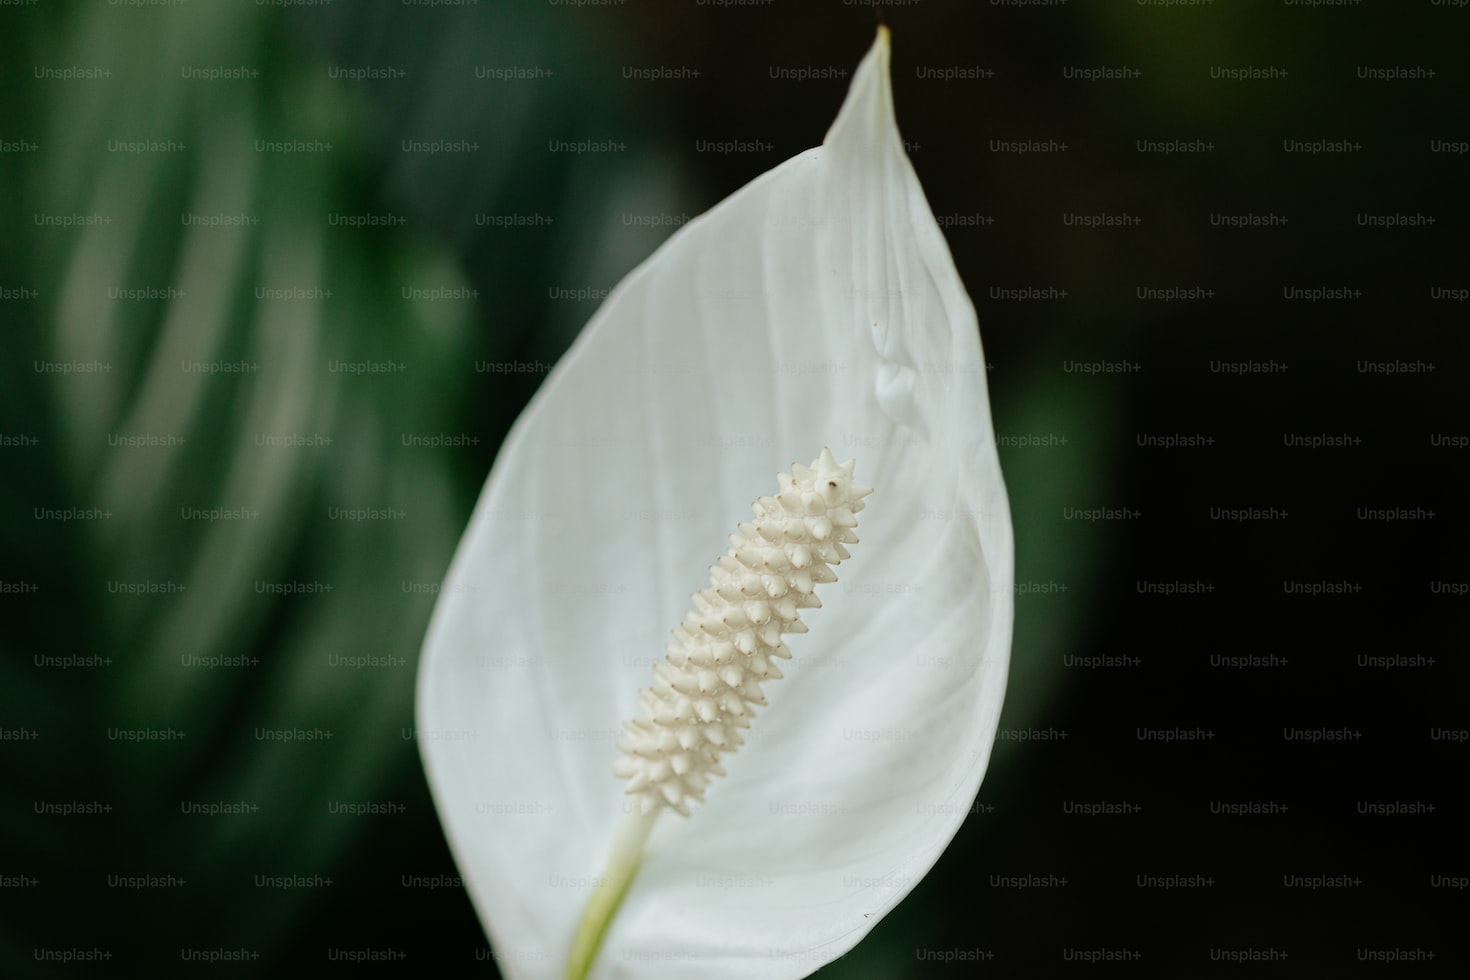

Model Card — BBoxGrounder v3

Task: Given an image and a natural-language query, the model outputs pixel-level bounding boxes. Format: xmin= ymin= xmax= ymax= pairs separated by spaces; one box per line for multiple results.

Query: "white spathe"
xmin=417 ymin=27 xmax=1013 ymax=980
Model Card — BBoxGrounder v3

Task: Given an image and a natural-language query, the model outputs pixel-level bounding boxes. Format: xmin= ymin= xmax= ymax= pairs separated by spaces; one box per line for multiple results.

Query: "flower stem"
xmin=564 ymin=808 xmax=659 ymax=980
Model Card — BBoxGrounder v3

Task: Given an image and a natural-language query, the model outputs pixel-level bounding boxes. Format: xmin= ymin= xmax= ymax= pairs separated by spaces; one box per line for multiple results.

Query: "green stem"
xmin=564 ymin=808 xmax=659 ymax=980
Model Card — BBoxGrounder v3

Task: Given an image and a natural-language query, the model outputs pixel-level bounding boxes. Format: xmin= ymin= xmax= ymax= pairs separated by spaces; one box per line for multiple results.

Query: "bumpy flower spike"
xmin=614 ymin=448 xmax=873 ymax=816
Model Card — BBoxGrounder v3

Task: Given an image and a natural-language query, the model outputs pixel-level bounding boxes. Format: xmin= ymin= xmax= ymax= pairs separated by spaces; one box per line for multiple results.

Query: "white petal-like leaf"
xmin=418 ymin=28 xmax=1013 ymax=980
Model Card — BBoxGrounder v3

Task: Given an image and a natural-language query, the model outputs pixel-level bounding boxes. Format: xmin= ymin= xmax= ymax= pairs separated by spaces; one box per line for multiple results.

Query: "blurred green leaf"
xmin=4 ymin=2 xmax=473 ymax=960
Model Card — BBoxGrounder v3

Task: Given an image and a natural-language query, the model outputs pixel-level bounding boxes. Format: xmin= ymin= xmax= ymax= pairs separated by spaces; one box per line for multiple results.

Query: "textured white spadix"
xmin=615 ymin=449 xmax=871 ymax=817
xmin=418 ymin=27 xmax=1013 ymax=980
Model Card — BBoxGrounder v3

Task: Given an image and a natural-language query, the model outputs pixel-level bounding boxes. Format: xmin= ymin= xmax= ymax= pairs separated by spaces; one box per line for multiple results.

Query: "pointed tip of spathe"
xmin=869 ymin=22 xmax=892 ymax=74
xmin=824 ymin=20 xmax=898 ymax=154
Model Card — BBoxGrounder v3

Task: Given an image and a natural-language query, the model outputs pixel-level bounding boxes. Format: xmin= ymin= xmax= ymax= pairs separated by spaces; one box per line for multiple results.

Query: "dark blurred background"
xmin=1 ymin=0 xmax=1465 ymax=976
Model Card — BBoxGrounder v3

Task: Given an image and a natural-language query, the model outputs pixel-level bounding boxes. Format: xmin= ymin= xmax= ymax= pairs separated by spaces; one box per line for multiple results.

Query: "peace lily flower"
xmin=417 ymin=27 xmax=1013 ymax=980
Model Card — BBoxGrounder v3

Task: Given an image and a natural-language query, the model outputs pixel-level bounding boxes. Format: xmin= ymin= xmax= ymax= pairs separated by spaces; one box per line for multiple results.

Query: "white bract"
xmin=417 ymin=27 xmax=1013 ymax=980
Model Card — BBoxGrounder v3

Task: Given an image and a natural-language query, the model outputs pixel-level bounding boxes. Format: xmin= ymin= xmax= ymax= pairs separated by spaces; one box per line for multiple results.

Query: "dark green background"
xmin=1 ymin=0 xmax=1464 ymax=976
